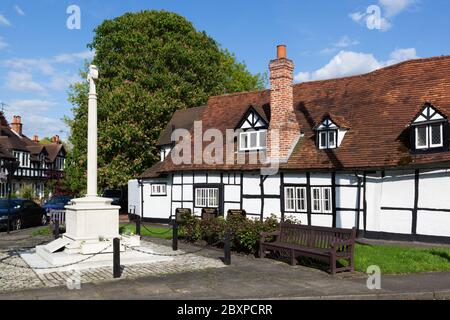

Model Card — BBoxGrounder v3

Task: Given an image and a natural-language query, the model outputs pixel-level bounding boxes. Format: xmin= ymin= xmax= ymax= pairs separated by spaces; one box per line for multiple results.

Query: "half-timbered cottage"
xmin=129 ymin=45 xmax=450 ymax=243
xmin=0 ymin=113 xmax=66 ymax=198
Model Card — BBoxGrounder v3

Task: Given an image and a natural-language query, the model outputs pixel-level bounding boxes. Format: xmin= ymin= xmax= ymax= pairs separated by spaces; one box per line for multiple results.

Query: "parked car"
xmin=0 ymin=199 xmax=48 ymax=231
xmin=102 ymin=188 xmax=127 ymax=213
xmin=42 ymin=195 xmax=73 ymax=215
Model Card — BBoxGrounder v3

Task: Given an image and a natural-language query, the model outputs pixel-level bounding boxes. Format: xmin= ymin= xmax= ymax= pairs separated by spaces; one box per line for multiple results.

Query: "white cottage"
xmin=129 ymin=45 xmax=450 ymax=244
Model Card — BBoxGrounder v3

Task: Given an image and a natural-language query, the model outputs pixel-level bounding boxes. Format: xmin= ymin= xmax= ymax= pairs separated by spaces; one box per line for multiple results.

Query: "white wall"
xmin=142 ymin=178 xmax=172 ymax=220
xmin=127 ymin=179 xmax=141 ymax=216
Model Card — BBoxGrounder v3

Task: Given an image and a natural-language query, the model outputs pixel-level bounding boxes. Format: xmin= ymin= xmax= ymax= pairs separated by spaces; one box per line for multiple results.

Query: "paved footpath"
xmin=1 ymin=229 xmax=450 ymax=300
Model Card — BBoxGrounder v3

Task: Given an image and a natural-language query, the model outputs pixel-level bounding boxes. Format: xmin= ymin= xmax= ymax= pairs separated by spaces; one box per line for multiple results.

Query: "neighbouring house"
xmin=129 ymin=45 xmax=450 ymax=244
xmin=0 ymin=113 xmax=66 ymax=199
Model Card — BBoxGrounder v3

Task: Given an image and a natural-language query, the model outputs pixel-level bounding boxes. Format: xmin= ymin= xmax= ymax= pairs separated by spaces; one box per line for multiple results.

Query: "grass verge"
xmin=119 ymin=223 xmax=172 ymax=240
xmin=352 ymin=243 xmax=450 ymax=274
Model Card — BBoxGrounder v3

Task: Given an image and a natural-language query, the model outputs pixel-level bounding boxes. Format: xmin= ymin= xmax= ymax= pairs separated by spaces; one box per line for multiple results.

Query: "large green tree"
xmin=65 ymin=10 xmax=266 ymax=193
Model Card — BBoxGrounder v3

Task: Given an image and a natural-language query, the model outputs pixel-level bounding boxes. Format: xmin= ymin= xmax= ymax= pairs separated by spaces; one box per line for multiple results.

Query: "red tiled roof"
xmin=141 ymin=55 xmax=450 ymax=178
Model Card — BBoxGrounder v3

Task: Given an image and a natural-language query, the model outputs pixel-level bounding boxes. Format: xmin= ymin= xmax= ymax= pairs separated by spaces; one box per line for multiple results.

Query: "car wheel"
xmin=13 ymin=218 xmax=22 ymax=230
xmin=41 ymin=214 xmax=48 ymax=226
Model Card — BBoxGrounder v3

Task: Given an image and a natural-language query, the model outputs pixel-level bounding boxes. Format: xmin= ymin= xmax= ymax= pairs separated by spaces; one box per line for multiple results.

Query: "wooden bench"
xmin=227 ymin=209 xmax=246 ymax=219
xmin=201 ymin=208 xmax=219 ymax=220
xmin=259 ymin=224 xmax=356 ymax=275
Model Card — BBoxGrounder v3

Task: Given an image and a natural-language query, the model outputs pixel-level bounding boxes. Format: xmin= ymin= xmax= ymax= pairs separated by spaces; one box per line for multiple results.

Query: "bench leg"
xmin=290 ymin=250 xmax=296 ymax=266
xmin=259 ymin=245 xmax=265 ymax=259
xmin=330 ymin=255 xmax=337 ymax=276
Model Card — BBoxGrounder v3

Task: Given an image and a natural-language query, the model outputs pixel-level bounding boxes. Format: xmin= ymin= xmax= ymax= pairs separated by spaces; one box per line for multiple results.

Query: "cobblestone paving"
xmin=0 ymin=240 xmax=225 ymax=293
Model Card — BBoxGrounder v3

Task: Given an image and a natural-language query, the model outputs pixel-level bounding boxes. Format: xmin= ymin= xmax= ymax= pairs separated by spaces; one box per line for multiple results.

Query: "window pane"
xmin=250 ymin=132 xmax=258 ymax=148
xmin=285 ymin=187 xmax=295 ymax=211
xmin=328 ymin=131 xmax=336 ymax=148
xmin=240 ymin=133 xmax=248 ymax=150
xmin=416 ymin=126 xmax=427 ymax=147
xmin=323 ymin=188 xmax=331 ymax=212
xmin=431 ymin=124 xmax=442 ymax=146
xmin=259 ymin=131 xmax=267 ymax=148
xmin=312 ymin=188 xmax=321 ymax=212
xmin=320 ymin=132 xmax=327 ymax=148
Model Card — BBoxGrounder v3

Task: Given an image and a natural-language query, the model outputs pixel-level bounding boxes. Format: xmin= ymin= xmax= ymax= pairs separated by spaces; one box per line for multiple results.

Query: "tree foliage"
xmin=65 ymin=10 xmax=266 ymax=192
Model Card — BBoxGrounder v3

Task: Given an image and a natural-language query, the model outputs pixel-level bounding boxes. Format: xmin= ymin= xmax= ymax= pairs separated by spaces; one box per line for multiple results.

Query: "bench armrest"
xmin=331 ymin=239 xmax=355 ymax=249
xmin=260 ymin=231 xmax=280 ymax=242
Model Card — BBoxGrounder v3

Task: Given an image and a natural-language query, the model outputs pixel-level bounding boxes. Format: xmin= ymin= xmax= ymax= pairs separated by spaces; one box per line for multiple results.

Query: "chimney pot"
xmin=277 ymin=45 xmax=287 ymax=59
xmin=33 ymin=135 xmax=39 ymax=142
xmin=11 ymin=115 xmax=23 ymax=136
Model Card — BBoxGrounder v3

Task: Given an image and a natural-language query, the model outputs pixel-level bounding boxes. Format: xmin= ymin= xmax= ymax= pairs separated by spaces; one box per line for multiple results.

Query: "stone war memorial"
xmin=23 ymin=66 xmax=169 ymax=270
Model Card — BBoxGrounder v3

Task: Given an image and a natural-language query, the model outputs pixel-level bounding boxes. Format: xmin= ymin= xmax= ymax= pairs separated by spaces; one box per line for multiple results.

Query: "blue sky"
xmin=0 ymin=0 xmax=449 ymax=139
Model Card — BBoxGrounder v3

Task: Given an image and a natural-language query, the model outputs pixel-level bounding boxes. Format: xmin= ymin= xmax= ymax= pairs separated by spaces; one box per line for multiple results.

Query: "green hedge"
xmin=179 ymin=213 xmax=291 ymax=254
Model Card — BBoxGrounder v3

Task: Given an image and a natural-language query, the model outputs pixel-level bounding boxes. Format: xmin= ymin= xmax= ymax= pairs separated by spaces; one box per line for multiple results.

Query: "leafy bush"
xmin=179 ymin=213 xmax=284 ymax=254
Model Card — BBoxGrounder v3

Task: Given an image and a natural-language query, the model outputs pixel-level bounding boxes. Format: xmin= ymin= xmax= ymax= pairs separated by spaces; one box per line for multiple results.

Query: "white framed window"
xmin=284 ymin=186 xmax=307 ymax=213
xmin=151 ymin=184 xmax=167 ymax=196
xmin=311 ymin=187 xmax=332 ymax=214
xmin=415 ymin=123 xmax=444 ymax=149
xmin=195 ymin=187 xmax=219 ymax=208
xmin=239 ymin=130 xmax=267 ymax=151
xmin=318 ymin=130 xmax=337 ymax=150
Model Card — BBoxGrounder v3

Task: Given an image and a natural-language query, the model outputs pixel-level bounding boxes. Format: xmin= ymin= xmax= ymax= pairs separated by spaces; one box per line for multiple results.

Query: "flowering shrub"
xmin=179 ymin=213 xmax=287 ymax=254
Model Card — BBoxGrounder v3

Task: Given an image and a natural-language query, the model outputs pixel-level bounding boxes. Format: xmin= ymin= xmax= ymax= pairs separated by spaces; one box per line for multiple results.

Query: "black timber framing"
xmin=306 ymin=172 xmax=312 ymax=226
xmin=331 ymin=172 xmax=337 ymax=228
xmin=363 ymin=231 xmax=450 ymax=245
xmin=240 ymin=173 xmax=244 ymax=210
xmin=412 ymin=169 xmax=420 ymax=235
xmin=260 ymin=175 xmax=265 ymax=222
xmin=362 ymin=172 xmax=367 ymax=237
xmin=280 ymin=173 xmax=285 ymax=221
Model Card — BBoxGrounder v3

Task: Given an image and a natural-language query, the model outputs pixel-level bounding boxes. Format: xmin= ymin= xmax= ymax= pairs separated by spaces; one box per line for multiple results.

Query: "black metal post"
xmin=224 ymin=232 xmax=231 ymax=265
xmin=172 ymin=221 xmax=178 ymax=251
xmin=54 ymin=220 xmax=60 ymax=239
xmin=113 ymin=238 xmax=121 ymax=278
xmin=136 ymin=216 xmax=141 ymax=236
xmin=6 ymin=182 xmax=11 ymax=234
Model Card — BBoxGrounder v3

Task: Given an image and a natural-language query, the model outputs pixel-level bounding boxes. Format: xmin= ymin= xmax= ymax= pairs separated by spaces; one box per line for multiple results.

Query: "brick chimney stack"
xmin=33 ymin=135 xmax=39 ymax=143
xmin=51 ymin=135 xmax=61 ymax=144
xmin=268 ymin=45 xmax=300 ymax=162
xmin=11 ymin=116 xmax=23 ymax=136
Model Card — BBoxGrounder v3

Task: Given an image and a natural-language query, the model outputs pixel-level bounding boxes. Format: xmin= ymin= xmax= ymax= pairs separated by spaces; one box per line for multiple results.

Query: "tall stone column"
xmin=87 ymin=65 xmax=99 ymax=197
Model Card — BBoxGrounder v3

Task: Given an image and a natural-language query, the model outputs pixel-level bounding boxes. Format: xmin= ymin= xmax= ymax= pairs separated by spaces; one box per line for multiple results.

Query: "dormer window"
xmin=410 ymin=103 xmax=448 ymax=152
xmin=319 ymin=130 xmax=337 ymax=150
xmin=239 ymin=130 xmax=267 ymax=151
xmin=314 ymin=115 xmax=349 ymax=150
xmin=235 ymin=106 xmax=269 ymax=152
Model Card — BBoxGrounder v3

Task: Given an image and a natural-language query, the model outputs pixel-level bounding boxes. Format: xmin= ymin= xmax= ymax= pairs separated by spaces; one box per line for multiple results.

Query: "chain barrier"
xmin=124 ymin=239 xmax=223 ymax=257
xmin=0 ymin=244 xmax=113 ymax=270
xmin=141 ymin=224 xmax=173 ymax=236
xmin=0 ymin=235 xmax=34 ymax=242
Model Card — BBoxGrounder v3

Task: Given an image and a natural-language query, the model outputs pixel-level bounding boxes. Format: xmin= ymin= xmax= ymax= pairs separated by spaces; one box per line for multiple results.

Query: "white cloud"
xmin=0 ymin=37 xmax=8 ymax=50
xmin=334 ymin=36 xmax=360 ymax=48
xmin=0 ymin=14 xmax=11 ymax=26
xmin=2 ymin=50 xmax=93 ymax=94
xmin=4 ymin=110 xmax=67 ymax=138
xmin=9 ymin=99 xmax=57 ymax=112
xmin=14 ymin=5 xmax=25 ymax=16
xmin=53 ymin=51 xmax=95 ymax=64
xmin=350 ymin=0 xmax=416 ymax=31
xmin=320 ymin=36 xmax=359 ymax=55
xmin=6 ymin=71 xmax=45 ymax=92
xmin=379 ymin=0 xmax=416 ymax=17
xmin=386 ymin=48 xmax=418 ymax=65
xmin=48 ymin=73 xmax=81 ymax=90
xmin=295 ymin=48 xmax=418 ymax=82
xmin=349 ymin=12 xmax=365 ymax=23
